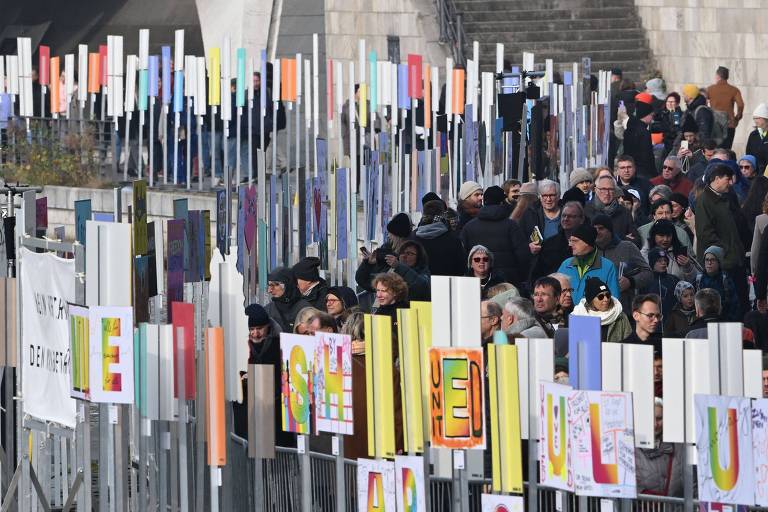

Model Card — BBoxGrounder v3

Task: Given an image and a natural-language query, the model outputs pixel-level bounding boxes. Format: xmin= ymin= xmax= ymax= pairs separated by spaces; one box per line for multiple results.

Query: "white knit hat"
xmin=458 ymin=181 xmax=482 ymax=201
xmin=754 ymin=103 xmax=768 ymax=120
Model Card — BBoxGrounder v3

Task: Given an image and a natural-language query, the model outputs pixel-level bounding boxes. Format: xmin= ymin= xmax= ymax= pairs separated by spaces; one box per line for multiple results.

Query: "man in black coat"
xmin=293 ymin=257 xmax=329 ymax=311
xmin=622 ymin=100 xmax=657 ymax=178
xmin=460 ymin=186 xmax=530 ymax=288
xmin=413 ymin=200 xmax=466 ymax=276
xmin=585 ymin=175 xmax=639 ymax=245
xmin=746 ymin=103 xmax=768 ymax=172
xmin=530 ymin=201 xmax=585 ymax=281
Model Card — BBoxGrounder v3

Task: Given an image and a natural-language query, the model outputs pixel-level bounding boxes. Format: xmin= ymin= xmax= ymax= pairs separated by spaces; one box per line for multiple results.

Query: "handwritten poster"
xmin=394 ymin=455 xmax=426 ymax=512
xmin=357 ymin=458 xmax=396 ymax=512
xmin=88 ymin=306 xmax=135 ymax=404
xmin=569 ymin=390 xmax=636 ymax=498
xmin=313 ymin=332 xmax=353 ymax=435
xmin=480 ymin=494 xmax=524 ymax=512
xmin=428 ymin=347 xmax=485 ymax=449
xmin=695 ymin=394 xmax=754 ymax=506
xmin=753 ymin=398 xmax=768 ymax=507
xmin=280 ymin=333 xmax=315 ymax=434
xmin=539 ymin=381 xmax=574 ymax=492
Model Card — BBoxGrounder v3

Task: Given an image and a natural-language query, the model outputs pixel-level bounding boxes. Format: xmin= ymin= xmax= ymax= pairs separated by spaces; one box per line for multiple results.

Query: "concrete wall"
xmin=635 ymin=0 xmax=767 ymax=151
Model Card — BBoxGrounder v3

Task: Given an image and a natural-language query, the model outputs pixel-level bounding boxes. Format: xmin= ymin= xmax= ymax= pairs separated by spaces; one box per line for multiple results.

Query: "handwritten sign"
xmin=539 ymin=381 xmax=574 ymax=492
xmin=88 ymin=306 xmax=135 ymax=404
xmin=280 ymin=333 xmax=315 ymax=434
xmin=313 ymin=332 xmax=353 ymax=435
xmin=357 ymin=458 xmax=395 ymax=512
xmin=395 ymin=455 xmax=426 ymax=512
xmin=753 ymin=399 xmax=768 ymax=507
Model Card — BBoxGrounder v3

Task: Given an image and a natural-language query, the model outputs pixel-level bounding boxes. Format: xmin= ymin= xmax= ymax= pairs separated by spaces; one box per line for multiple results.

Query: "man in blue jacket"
xmin=557 ymin=224 xmax=620 ymax=303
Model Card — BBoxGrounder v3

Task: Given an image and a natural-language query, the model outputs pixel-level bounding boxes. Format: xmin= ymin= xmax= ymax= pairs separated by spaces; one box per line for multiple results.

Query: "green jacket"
xmin=695 ymin=187 xmax=744 ymax=270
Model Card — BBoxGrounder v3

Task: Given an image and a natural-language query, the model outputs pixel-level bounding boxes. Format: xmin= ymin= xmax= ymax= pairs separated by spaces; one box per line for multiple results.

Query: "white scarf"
xmin=572 ymin=297 xmax=624 ymax=326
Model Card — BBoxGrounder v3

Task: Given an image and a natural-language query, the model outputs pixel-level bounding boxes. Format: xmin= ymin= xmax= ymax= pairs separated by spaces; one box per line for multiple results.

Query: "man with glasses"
xmin=650 ymin=156 xmax=692 ymax=196
xmin=520 ymin=179 xmax=562 ymax=243
xmin=531 ymin=201 xmax=585 ymax=280
xmin=622 ymin=293 xmax=662 ymax=353
xmin=480 ymin=300 xmax=503 ymax=344
xmin=614 ymin=155 xmax=652 ymax=214
xmin=532 ymin=276 xmax=563 ymax=337
xmin=585 ymin=174 xmax=639 ymax=243
xmin=550 ymin=273 xmax=575 ymax=318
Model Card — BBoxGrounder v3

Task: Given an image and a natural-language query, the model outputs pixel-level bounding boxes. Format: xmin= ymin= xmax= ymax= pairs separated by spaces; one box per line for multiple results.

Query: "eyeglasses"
xmin=662 ymin=165 xmax=676 ymax=170
xmin=473 ymin=257 xmax=490 ymax=262
xmin=740 ymin=165 xmax=753 ymax=169
xmin=267 ymin=282 xmax=282 ymax=288
xmin=596 ymin=187 xmax=614 ymax=193
xmin=540 ymin=194 xmax=557 ymax=199
xmin=596 ymin=292 xmax=611 ymax=301
xmin=326 ymin=298 xmax=341 ymax=304
xmin=637 ymin=311 xmax=662 ymax=320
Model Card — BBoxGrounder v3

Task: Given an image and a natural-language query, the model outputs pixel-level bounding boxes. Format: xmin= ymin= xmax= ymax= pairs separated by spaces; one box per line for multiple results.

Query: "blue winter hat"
xmin=739 ymin=154 xmax=758 ymax=171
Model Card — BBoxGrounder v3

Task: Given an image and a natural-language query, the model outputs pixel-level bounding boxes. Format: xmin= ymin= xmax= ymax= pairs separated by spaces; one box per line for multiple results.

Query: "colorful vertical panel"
xmin=166 ymin=219 xmax=185 ymax=308
xmin=280 ymin=333 xmax=315 ymax=434
xmin=133 ymin=179 xmax=148 ymax=255
xmin=88 ymin=306 xmax=134 ymax=404
xmin=206 ymin=327 xmax=226 ymax=466
xmin=357 ymin=458 xmax=396 ymax=512
xmin=313 ymin=332 xmax=353 ymax=435
xmin=364 ymin=314 xmax=396 ymax=458
xmin=397 ymin=307 xmax=425 ymax=454
xmin=538 ymin=381 xmax=574 ymax=492
xmin=68 ymin=305 xmax=90 ymax=400
xmin=487 ymin=344 xmax=523 ymax=494
xmin=428 ymin=347 xmax=485 ymax=449
xmin=752 ymin=398 xmax=768 ymax=506
xmin=171 ymin=301 xmax=196 ymax=399
xmin=395 ymin=455 xmax=426 ymax=512
xmin=696 ymin=395 xmax=754 ymax=506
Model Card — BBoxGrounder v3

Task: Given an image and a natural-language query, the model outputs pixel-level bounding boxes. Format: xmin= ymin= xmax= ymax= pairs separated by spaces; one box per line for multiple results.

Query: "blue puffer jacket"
xmin=557 ymin=251 xmax=620 ymax=304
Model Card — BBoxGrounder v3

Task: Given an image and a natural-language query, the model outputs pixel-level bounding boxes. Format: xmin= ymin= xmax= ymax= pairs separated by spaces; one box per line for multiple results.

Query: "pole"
xmin=176 ymin=326 xmax=189 ymax=512
xmin=124 ymin=113 xmax=131 ymax=181
xmin=186 ymin=96 xmax=192 ymax=189
xmin=210 ymin=106 xmax=217 ymax=188
xmin=149 ymin=97 xmax=155 ymax=187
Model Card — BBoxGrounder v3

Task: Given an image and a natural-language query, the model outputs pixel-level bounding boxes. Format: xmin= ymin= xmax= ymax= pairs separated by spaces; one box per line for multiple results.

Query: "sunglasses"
xmin=596 ymin=292 xmax=611 ymax=301
xmin=740 ymin=165 xmax=753 ymax=169
xmin=473 ymin=257 xmax=490 ymax=262
xmin=662 ymin=165 xmax=676 ymax=170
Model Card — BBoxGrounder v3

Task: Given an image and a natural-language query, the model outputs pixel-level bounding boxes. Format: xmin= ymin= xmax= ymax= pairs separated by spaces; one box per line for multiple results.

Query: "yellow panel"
xmin=359 ymin=84 xmax=368 ymax=128
xmin=498 ymin=345 xmax=524 ymax=494
xmin=208 ymin=48 xmax=221 ymax=106
xmin=397 ymin=308 xmax=424 ymax=453
xmin=364 ymin=314 xmax=375 ymax=457
xmin=488 ymin=346 xmax=502 ymax=492
xmin=366 ymin=314 xmax=396 ymax=458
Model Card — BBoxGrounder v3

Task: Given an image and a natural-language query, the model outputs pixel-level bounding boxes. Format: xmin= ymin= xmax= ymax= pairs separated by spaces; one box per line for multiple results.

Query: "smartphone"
xmin=360 ymin=247 xmax=370 ymax=257
xmin=681 ymin=140 xmax=689 ymax=151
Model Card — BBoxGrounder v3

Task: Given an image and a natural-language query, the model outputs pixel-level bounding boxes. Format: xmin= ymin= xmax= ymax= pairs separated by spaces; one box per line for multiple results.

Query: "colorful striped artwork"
xmin=395 ymin=455 xmax=425 ymax=512
xmin=280 ymin=333 xmax=315 ymax=434
xmin=313 ymin=332 xmax=353 ymax=435
xmin=206 ymin=327 xmax=226 ymax=466
xmin=88 ymin=306 xmax=134 ymax=404
xmin=68 ymin=305 xmax=90 ymax=401
xmin=538 ymin=381 xmax=573 ymax=492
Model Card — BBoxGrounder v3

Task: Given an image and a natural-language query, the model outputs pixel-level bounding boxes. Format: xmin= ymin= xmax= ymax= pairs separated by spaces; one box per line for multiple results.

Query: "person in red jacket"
xmin=650 ymin=156 xmax=693 ymax=196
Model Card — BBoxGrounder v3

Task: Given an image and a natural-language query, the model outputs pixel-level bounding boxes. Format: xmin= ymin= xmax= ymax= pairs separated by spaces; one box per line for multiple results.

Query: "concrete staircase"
xmin=456 ymin=0 xmax=654 ymax=79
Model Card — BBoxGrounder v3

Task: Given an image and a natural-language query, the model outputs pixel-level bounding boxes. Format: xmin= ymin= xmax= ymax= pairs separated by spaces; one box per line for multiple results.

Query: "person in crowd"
xmin=664 ymin=281 xmax=696 ymax=337
xmin=654 ymin=353 xmax=663 ymax=397
xmin=695 ymin=246 xmax=741 ymax=321
xmin=378 ymin=240 xmax=431 ymax=301
xmin=557 ymin=224 xmax=620 ymax=303
xmin=686 ymin=139 xmax=718 ymax=185
xmin=746 ymin=103 xmax=768 ymax=172
xmin=640 ymin=248 xmax=681 ymax=321
xmin=510 ymin=182 xmax=539 ymax=224
xmin=532 ymin=276 xmax=563 ymax=337
xmin=638 ymin=199 xmax=694 ymax=253
xmin=614 ymin=155 xmax=652 ymax=214
xmin=356 ymin=212 xmax=413 ymax=306
xmin=325 ymin=286 xmax=359 ymax=329
xmin=502 ymin=179 xmax=521 ymax=208
xmin=520 ymin=179 xmax=562 ymax=242
xmin=593 ymin=214 xmax=652 ymax=314
xmin=460 ymin=186 xmax=530 ymax=289
xmin=756 ymin=221 xmax=768 ymax=314
xmin=619 ymin=188 xmax=647 ymax=226
xmin=550 ymin=272 xmax=575 ymax=318
xmin=466 ymin=245 xmax=507 ymax=299
xmin=695 ymin=163 xmax=748 ymax=309
xmin=501 ymin=297 xmax=548 ymax=338
xmin=682 ymin=84 xmax=713 ymax=142
xmin=708 ymin=148 xmax=751 ymax=203
xmin=530 ymin=201 xmax=586 ymax=281
xmin=554 ymin=357 xmax=570 ymax=385
xmin=293 ymin=306 xmax=322 ymax=334
xmin=413 ymin=200 xmax=466 ymax=277
xmin=669 ymin=192 xmax=694 ymax=241
xmin=443 ymin=208 xmax=459 ymax=231
xmin=480 ymin=300 xmax=503 ymax=344
xmin=650 ymin=156 xmax=693 ymax=196
xmin=569 ymin=168 xmax=594 ymax=197
xmin=622 ymin=294 xmax=662 ymax=353
xmin=648 ymin=184 xmax=673 ymax=204
xmin=486 ymin=282 xmax=520 ymax=301
xmin=572 ymin=277 xmax=632 ymax=342
xmin=707 ymin=66 xmax=744 ymax=150
xmin=751 ymin=196 xmax=768 ymax=279
xmin=370 ymin=273 xmax=409 ymax=320
xmin=264 ymin=267 xmax=312 ymax=333
xmin=308 ymin=312 xmax=337 ymax=334
xmin=457 ymin=180 xmax=483 ymax=230
xmin=621 ymin=99 xmax=656 ymax=178
xmin=684 ymin=288 xmax=722 ymax=338
xmin=586 ymin=175 xmax=639 ymax=243
xmin=635 ymin=398 xmax=684 ymax=497
xmin=421 ymin=191 xmax=444 ymax=208
xmin=740 ymin=155 xmax=768 ymax=233
xmin=292 ymin=257 xmax=329 ymax=310
xmin=655 ymin=92 xmax=684 ymax=155
xmin=642 ymin=220 xmax=697 ymax=282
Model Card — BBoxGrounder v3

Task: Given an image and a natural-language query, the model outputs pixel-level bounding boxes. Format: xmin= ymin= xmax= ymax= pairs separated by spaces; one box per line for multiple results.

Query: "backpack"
xmin=695 ymin=105 xmax=728 ymax=144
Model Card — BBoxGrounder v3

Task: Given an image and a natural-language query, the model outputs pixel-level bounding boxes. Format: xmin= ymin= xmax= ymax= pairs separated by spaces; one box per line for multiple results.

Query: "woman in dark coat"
xmin=324 ymin=286 xmax=359 ymax=329
xmin=264 ymin=267 xmax=312 ymax=333
xmin=413 ymin=200 xmax=466 ymax=276
xmin=465 ymin=245 xmax=507 ymax=299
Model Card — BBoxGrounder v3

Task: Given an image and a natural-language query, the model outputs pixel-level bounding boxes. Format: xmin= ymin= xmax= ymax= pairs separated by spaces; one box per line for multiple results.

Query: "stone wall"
xmin=635 ymin=0 xmax=768 ymax=152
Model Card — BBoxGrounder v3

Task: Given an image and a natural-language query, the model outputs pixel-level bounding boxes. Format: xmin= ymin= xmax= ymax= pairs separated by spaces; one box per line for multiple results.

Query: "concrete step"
xmin=470 ymin=39 xmax=647 ymax=55
xmin=454 ymin=0 xmax=635 ymax=11
xmin=460 ymin=6 xmax=641 ymax=22
xmin=466 ymin=28 xmax=646 ymax=43
xmin=463 ymin=13 xmax=639 ymax=29
xmin=479 ymin=59 xmax=649 ymax=75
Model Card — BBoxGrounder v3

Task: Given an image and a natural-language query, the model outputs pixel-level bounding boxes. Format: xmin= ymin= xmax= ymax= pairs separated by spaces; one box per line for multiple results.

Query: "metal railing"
xmin=436 ymin=0 xmax=467 ymax=68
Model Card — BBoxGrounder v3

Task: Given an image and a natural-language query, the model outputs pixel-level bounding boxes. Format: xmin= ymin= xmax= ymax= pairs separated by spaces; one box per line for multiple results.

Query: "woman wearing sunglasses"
xmin=572 ymin=277 xmax=632 ymax=342
xmin=466 ymin=245 xmax=507 ymax=299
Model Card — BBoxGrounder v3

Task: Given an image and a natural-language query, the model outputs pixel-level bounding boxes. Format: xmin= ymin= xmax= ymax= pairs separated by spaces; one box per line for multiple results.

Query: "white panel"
xmin=195 ymin=57 xmax=207 ymax=116
xmin=431 ymin=66 xmax=439 ymax=113
xmin=708 ymin=322 xmax=743 ymax=396
xmin=247 ymin=55 xmax=255 ymax=102
xmin=6 ymin=56 xmax=19 ymax=95
xmin=528 ymin=338 xmax=553 ymax=440
xmin=495 ymin=44 xmax=503 ymax=74
xmin=601 ymin=343 xmax=622 ymax=392
xmin=685 ymin=339 xmax=713 ymax=446
xmin=174 ymin=30 xmax=185 ymax=71
xmin=357 ymin=39 xmax=365 ymax=84
xmin=272 ymin=59 xmax=281 ymax=103
xmin=305 ymin=60 xmax=312 ymax=123
xmin=153 ymin=221 xmax=165 ymax=296
xmin=453 ymin=276 xmax=480 ymax=347
xmin=158 ymin=324 xmax=176 ymax=421
xmin=221 ymin=37 xmax=231 ymax=79
xmin=444 ymin=58 xmax=453 ymax=118
xmin=64 ymin=54 xmax=75 ymax=99
xmin=85 ymin=221 xmax=132 ymax=306
xmin=429 ymin=276 xmax=451 ymax=347
xmin=743 ymin=349 xmax=763 ymax=398
xmin=335 ymin=60 xmax=343 ymax=113
xmin=139 ymin=29 xmax=149 ymax=69
xmin=662 ymin=338 xmax=685 ymax=443
xmin=516 ymin=339 xmax=529 ymax=440
xmin=522 ymin=52 xmax=534 ymax=73
xmin=124 ymin=55 xmax=137 ymax=112
xmin=78 ymin=45 xmax=89 ymax=103
xmin=623 ymin=344 xmax=654 ymax=449
xmin=145 ymin=324 xmax=160 ymax=420
xmin=184 ymin=56 xmax=196 ymax=98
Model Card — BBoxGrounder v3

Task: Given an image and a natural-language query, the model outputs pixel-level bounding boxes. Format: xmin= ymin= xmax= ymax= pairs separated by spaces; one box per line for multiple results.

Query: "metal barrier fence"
xmin=227 ymin=434 xmax=768 ymax=512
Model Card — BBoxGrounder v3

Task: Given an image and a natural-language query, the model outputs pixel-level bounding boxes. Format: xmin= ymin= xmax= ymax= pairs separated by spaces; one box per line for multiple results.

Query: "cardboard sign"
xmin=357 ymin=458 xmax=396 ymax=512
xmin=395 ymin=455 xmax=426 ymax=512
xmin=88 ymin=306 xmax=135 ymax=404
xmin=313 ymin=332 xmax=353 ymax=435
xmin=539 ymin=381 xmax=574 ymax=492
xmin=280 ymin=333 xmax=315 ymax=434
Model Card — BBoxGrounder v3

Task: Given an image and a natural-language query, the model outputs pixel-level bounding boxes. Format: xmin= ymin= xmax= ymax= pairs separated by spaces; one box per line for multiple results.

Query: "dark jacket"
xmin=687 ymin=95 xmax=714 ymax=141
xmin=457 ymin=202 xmax=480 ymax=232
xmin=756 ymin=226 xmax=768 ymax=301
xmin=598 ymin=236 xmax=653 ymax=314
xmin=623 ymin=116 xmax=656 ymax=178
xmin=460 ymin=204 xmax=531 ymax=287
xmin=465 ymin=269 xmax=508 ymax=299
xmin=264 ymin=267 xmax=313 ymax=333
xmin=635 ymin=443 xmax=683 ymax=497
xmin=639 ymin=271 xmax=680 ymax=320
xmin=584 ymin=198 xmax=639 ymax=245
xmin=746 ymin=128 xmax=768 ymax=173
xmin=530 ymin=229 xmax=572 ymax=282
xmin=621 ymin=331 xmax=662 ymax=355
xmin=664 ymin=304 xmax=696 ymax=338
xmin=684 ymin=315 xmax=721 ymax=338
xmin=413 ymin=222 xmax=466 ymax=277
xmin=695 ymin=186 xmax=745 ymax=270
xmin=695 ymin=271 xmax=740 ymax=321
xmin=390 ymin=261 xmax=431 ymax=302
xmin=616 ymin=174 xmax=652 ymax=215
xmin=355 ymin=240 xmax=397 ymax=292
xmin=301 ymin=278 xmax=330 ymax=311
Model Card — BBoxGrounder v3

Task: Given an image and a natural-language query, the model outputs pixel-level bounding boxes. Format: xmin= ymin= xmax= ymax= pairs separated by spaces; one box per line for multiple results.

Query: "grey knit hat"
xmin=569 ymin=168 xmax=593 ymax=189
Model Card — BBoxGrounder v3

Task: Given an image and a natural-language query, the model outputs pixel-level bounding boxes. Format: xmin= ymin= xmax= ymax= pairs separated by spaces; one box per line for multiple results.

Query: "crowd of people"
xmin=235 ymin=65 xmax=768 ymax=497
